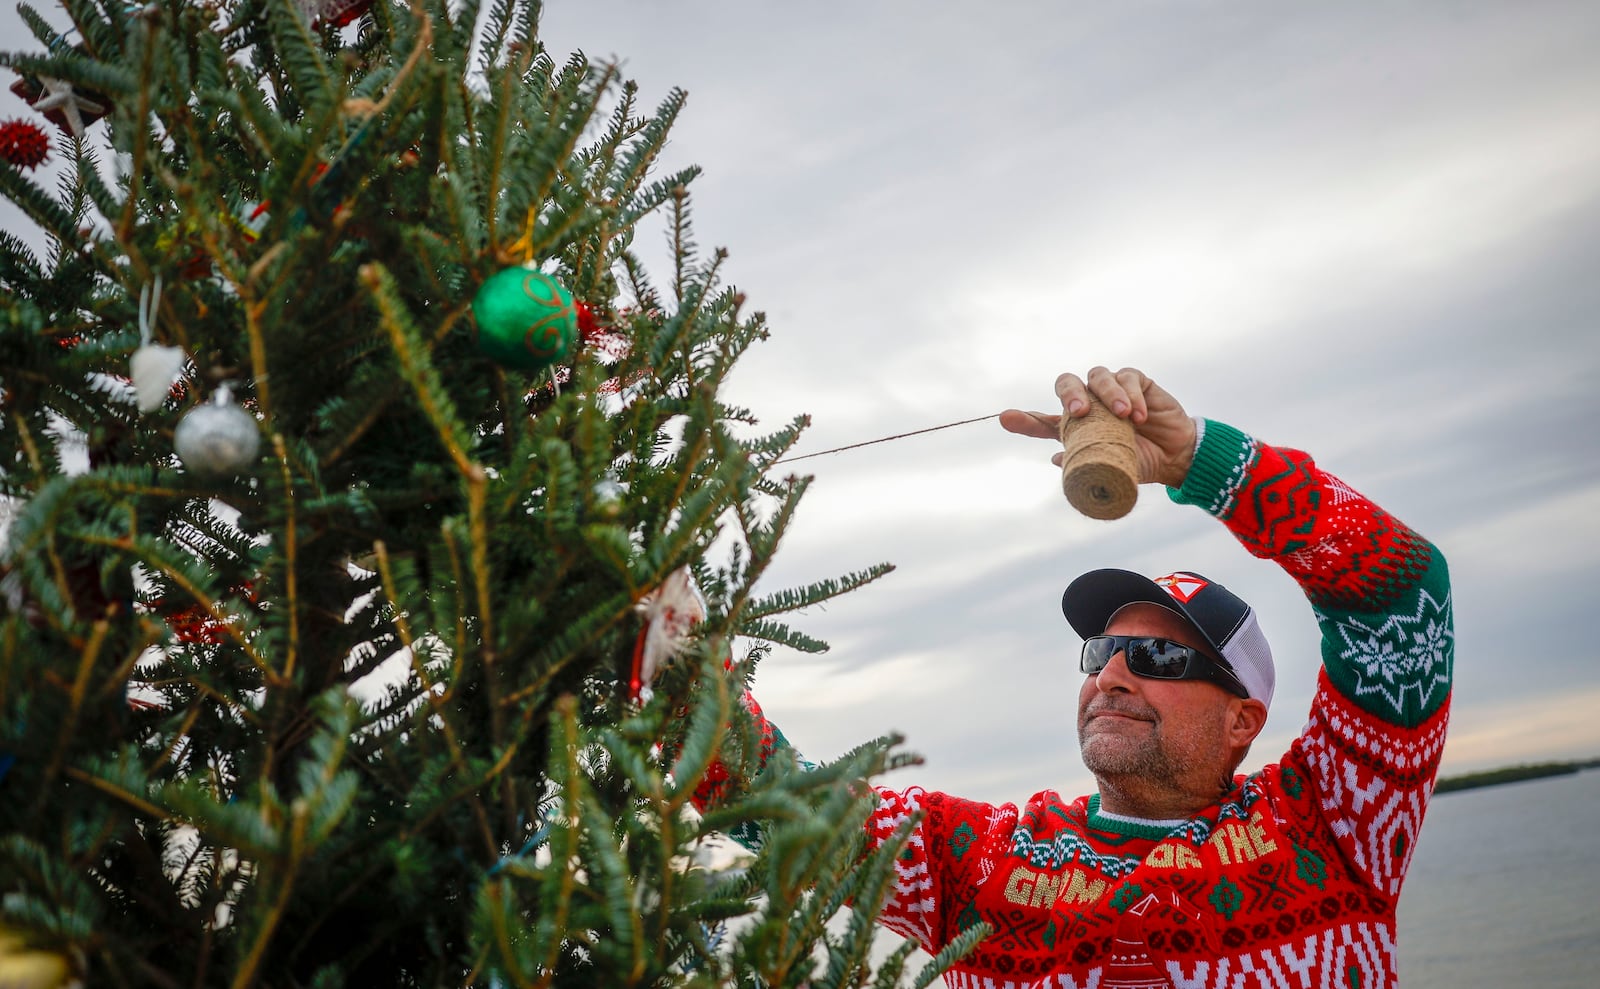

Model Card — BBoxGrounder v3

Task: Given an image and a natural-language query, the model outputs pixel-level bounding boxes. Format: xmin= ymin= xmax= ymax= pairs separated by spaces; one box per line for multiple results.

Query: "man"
xmin=708 ymin=366 xmax=1453 ymax=988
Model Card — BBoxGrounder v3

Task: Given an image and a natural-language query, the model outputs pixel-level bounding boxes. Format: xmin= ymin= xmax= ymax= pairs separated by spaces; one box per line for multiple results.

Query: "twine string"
xmin=775 ymin=413 xmax=999 ymax=464
xmin=138 ymin=275 xmax=162 ymax=345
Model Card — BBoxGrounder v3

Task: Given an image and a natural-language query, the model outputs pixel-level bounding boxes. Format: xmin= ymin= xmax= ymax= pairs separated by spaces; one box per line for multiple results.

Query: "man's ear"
xmin=1228 ymin=698 xmax=1269 ymax=747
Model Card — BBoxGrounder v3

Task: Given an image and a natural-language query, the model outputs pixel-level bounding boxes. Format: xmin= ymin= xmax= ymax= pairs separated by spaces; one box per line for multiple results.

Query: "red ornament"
xmin=0 ymin=118 xmax=50 ymax=169
xmin=590 ymin=305 xmax=646 ymax=395
xmin=298 ymin=0 xmax=372 ymax=27
xmin=325 ymin=0 xmax=371 ymax=26
xmin=523 ymin=299 xmax=643 ymax=402
xmin=575 ymin=301 xmax=599 ymax=340
xmin=574 ymin=300 xmax=631 ymax=360
xmin=168 ymin=604 xmax=230 ymax=644
xmin=161 ymin=581 xmax=259 ymax=645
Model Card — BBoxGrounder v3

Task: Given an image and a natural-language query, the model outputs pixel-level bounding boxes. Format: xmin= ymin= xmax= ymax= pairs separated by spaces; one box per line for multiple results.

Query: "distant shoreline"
xmin=1434 ymin=758 xmax=1600 ymax=795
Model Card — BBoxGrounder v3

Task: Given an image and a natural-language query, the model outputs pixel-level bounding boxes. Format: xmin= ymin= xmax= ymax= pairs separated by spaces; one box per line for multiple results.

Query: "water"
xmin=1399 ymin=768 xmax=1600 ymax=988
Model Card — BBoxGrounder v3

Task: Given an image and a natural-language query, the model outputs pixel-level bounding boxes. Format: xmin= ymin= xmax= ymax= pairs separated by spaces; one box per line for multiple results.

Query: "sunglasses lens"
xmin=1081 ymin=635 xmax=1243 ymax=695
xmin=1083 ymin=637 xmax=1199 ymax=678
xmin=1081 ymin=637 xmax=1111 ymax=673
xmin=1129 ymin=638 xmax=1192 ymax=677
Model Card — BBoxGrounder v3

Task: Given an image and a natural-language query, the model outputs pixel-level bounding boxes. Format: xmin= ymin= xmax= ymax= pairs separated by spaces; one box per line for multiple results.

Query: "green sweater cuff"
xmin=1166 ymin=418 xmax=1252 ymax=517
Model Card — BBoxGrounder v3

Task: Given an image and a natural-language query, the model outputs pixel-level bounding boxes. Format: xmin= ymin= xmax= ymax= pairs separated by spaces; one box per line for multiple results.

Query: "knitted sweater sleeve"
xmin=1169 ymin=419 xmax=1453 ymax=896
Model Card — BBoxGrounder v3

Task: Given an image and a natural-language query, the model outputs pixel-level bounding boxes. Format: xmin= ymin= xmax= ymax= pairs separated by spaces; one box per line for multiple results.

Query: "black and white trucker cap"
xmin=1061 ymin=569 xmax=1275 ymax=708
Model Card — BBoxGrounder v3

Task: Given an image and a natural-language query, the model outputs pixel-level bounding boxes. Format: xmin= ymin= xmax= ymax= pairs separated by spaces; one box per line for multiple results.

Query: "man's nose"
xmin=1090 ymin=649 xmax=1138 ymax=694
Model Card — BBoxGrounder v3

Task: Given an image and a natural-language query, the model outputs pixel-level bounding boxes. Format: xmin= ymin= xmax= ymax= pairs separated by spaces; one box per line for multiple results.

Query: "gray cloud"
xmin=4 ymin=0 xmax=1595 ymax=802
xmin=538 ymin=0 xmax=1600 ymax=801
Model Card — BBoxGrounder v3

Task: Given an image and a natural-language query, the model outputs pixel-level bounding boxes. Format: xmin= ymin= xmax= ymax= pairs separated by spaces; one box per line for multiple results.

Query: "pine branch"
xmin=11 ymin=3 xmax=65 ymax=50
xmin=0 ymin=50 xmax=138 ymax=100
xmin=734 ymin=619 xmax=830 ymax=655
xmin=0 ymin=161 xmax=89 ymax=251
xmin=262 ymin=0 xmax=341 ymax=122
xmin=0 ymin=2 xmax=954 ymax=983
xmin=360 ymin=260 xmax=477 ymax=477
xmin=741 ymin=566 xmax=897 ymax=624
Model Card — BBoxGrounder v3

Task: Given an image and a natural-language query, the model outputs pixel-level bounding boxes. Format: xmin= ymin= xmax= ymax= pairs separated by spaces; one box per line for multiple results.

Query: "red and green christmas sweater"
xmin=702 ymin=419 xmax=1453 ymax=989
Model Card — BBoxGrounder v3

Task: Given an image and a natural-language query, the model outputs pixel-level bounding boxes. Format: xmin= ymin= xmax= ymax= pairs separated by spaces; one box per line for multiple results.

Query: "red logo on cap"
xmin=1155 ymin=573 xmax=1208 ymax=603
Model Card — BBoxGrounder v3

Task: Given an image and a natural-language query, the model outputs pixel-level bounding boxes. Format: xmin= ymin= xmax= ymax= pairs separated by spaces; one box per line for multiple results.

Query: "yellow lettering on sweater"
xmin=1003 ymin=866 xmax=1035 ymax=905
xmin=1144 ymin=841 xmax=1203 ymax=869
xmin=1002 ymin=866 xmax=1106 ymax=907
xmin=1061 ymin=868 xmax=1107 ymax=904
xmin=1247 ymin=809 xmax=1279 ymax=856
xmin=1208 ymin=809 xmax=1280 ymax=866
xmin=1029 ymin=871 xmax=1065 ymax=908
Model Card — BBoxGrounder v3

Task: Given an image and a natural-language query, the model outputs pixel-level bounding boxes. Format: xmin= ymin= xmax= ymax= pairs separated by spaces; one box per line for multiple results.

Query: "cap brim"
xmin=1061 ymin=569 xmax=1177 ymax=638
xmin=1061 ymin=568 xmax=1229 ymax=664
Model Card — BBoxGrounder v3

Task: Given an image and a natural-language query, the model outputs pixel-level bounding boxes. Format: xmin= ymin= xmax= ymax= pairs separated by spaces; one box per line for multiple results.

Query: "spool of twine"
xmin=1059 ymin=397 xmax=1139 ymax=520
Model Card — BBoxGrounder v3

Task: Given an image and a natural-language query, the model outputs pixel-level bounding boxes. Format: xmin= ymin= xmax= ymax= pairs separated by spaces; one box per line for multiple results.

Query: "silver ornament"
xmin=175 ymin=386 xmax=260 ymax=476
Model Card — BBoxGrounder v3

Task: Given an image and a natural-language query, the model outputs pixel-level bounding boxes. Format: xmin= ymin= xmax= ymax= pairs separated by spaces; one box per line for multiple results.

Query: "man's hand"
xmin=999 ymin=367 xmax=1198 ymax=488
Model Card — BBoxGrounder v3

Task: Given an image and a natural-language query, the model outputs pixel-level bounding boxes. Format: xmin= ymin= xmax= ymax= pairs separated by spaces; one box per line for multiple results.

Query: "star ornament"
xmin=29 ymin=77 xmax=107 ymax=139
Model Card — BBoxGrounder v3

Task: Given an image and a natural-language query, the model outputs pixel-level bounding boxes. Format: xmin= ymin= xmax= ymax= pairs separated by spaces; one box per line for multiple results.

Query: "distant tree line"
xmin=1434 ymin=758 xmax=1600 ymax=794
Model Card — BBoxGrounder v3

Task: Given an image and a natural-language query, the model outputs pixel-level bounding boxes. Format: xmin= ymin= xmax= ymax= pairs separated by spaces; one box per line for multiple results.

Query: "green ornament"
xmin=470 ymin=267 xmax=579 ymax=370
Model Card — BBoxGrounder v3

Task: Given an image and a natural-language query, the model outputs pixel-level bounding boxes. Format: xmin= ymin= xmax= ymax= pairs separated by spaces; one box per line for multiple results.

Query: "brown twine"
xmin=773 ymin=407 xmax=1142 ymax=522
xmin=774 ymin=414 xmax=999 ymax=464
xmin=1059 ymin=397 xmax=1139 ymax=520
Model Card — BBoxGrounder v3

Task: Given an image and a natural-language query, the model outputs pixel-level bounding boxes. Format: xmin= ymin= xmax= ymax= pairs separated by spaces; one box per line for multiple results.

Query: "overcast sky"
xmin=536 ymin=0 xmax=1600 ymax=802
xmin=4 ymin=1 xmax=1599 ymax=805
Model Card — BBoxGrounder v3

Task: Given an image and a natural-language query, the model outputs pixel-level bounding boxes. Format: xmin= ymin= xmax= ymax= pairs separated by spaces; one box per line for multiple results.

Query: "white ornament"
xmin=130 ymin=279 xmax=186 ymax=413
xmin=631 ymin=567 xmax=705 ymax=696
xmin=131 ymin=344 xmax=185 ymax=412
xmin=31 ymin=76 xmax=105 ymax=140
xmin=175 ymin=386 xmax=259 ymax=476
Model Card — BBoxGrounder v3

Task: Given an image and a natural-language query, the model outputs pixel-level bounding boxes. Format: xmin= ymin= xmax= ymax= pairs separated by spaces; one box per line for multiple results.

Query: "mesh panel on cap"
xmin=1220 ymin=610 xmax=1275 ymax=708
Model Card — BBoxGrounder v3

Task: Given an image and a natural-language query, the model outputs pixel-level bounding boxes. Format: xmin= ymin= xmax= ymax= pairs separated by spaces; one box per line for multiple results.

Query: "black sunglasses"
xmin=1080 ymin=635 xmax=1249 ymax=698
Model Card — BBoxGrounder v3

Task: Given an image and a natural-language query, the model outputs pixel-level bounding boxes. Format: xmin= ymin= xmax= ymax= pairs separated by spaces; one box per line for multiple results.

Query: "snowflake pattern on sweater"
xmin=707 ymin=420 xmax=1451 ymax=988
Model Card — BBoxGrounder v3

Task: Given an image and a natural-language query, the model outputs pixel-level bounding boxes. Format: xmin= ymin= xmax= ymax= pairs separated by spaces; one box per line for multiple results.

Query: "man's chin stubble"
xmin=1079 ymin=725 xmax=1178 ymax=782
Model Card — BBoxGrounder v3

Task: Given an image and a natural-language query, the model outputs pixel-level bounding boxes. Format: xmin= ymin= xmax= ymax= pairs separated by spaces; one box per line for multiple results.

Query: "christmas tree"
xmin=0 ymin=1 xmax=985 ymax=985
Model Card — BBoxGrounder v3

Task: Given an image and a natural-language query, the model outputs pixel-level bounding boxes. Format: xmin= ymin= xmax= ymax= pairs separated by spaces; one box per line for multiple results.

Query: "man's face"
xmin=1076 ymin=602 xmax=1237 ymax=794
